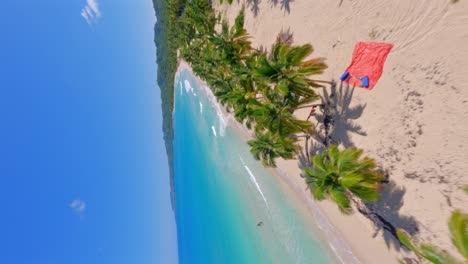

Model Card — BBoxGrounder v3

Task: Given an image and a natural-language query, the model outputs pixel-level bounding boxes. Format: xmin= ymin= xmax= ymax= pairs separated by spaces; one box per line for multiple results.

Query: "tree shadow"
xmin=242 ymin=0 xmax=293 ymax=18
xmin=320 ymin=81 xmax=367 ymax=147
xmin=366 ymin=181 xmax=419 ymax=251
xmin=308 ymin=136 xmax=327 ymax=157
xmin=301 ymin=80 xmax=366 ymax=152
xmin=246 ymin=0 xmax=261 ymax=17
xmin=268 ymin=0 xmax=293 ymax=13
xmin=276 ymin=27 xmax=294 ymax=45
xmin=298 ymin=136 xmax=327 ymax=170
xmin=299 ymin=80 xmax=366 ymax=159
xmin=299 ymin=81 xmax=417 ymax=252
xmin=297 ymin=148 xmax=309 ymax=172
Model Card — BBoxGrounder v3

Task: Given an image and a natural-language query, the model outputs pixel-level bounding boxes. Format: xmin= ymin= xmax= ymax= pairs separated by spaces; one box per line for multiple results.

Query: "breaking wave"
xmin=184 ymin=80 xmax=193 ymax=93
xmin=239 ymin=156 xmax=269 ymax=209
xmin=199 ymin=85 xmax=233 ymax=137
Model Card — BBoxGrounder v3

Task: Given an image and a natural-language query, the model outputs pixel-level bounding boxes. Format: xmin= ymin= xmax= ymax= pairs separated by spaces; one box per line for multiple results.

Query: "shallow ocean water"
xmin=173 ymin=68 xmax=336 ymax=264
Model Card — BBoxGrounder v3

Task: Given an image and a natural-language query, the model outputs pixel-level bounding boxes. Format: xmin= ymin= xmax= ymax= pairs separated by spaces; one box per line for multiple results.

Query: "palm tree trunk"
xmin=309 ymin=79 xmax=333 ymax=85
xmin=348 ymin=194 xmax=404 ymax=246
xmin=287 ymin=134 xmax=310 ymax=139
xmin=251 ymin=47 xmax=264 ymax=53
xmin=296 ymin=103 xmax=324 ymax=110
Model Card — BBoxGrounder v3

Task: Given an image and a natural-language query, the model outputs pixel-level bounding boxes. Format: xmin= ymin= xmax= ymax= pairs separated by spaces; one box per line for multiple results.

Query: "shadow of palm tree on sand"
xmin=324 ymin=81 xmax=367 ymax=147
xmin=362 ymin=181 xmax=419 ymax=251
xmin=299 ymin=81 xmax=418 ymax=251
xmin=268 ymin=0 xmax=293 ymax=13
xmin=242 ymin=0 xmax=293 ymax=17
xmin=298 ymin=138 xmax=326 ymax=170
xmin=246 ymin=0 xmax=261 ymax=16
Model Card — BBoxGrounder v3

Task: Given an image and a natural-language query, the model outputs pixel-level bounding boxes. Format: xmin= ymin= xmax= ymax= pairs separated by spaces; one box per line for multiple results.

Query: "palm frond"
xmin=329 ymin=187 xmax=352 ymax=214
xmin=287 ymin=44 xmax=312 ymax=66
xmin=349 ymin=186 xmax=380 ymax=202
xmin=397 ymin=229 xmax=463 ymax=264
xmin=233 ymin=6 xmax=245 ymax=34
xmin=419 ymin=244 xmax=460 ymax=264
xmin=449 ymin=210 xmax=468 ymax=260
xmin=304 ymin=145 xmax=383 ymax=214
xmin=309 ymin=181 xmax=326 ymax=201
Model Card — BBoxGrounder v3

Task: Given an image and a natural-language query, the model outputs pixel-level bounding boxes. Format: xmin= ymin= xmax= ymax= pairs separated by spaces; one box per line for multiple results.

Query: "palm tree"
xmin=397 ymin=210 xmax=468 ymax=264
xmin=232 ymin=50 xmax=261 ymax=94
xmin=248 ymin=132 xmax=299 ymax=167
xmin=303 ymin=145 xmax=384 ymax=214
xmin=178 ymin=0 xmax=216 ymax=40
xmin=255 ymin=42 xmax=327 ymax=107
xmin=210 ymin=8 xmax=252 ymax=68
xmin=249 ymin=101 xmax=314 ymax=137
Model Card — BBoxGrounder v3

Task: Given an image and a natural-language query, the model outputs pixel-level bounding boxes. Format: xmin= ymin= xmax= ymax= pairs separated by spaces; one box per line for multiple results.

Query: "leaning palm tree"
xmin=255 ymin=42 xmax=327 ymax=107
xmin=248 ymin=132 xmax=299 ymax=167
xmin=303 ymin=145 xmax=384 ymax=214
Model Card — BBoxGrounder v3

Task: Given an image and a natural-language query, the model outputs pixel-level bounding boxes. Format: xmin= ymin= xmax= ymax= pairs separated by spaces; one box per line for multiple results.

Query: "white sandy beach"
xmin=213 ymin=0 xmax=468 ymax=263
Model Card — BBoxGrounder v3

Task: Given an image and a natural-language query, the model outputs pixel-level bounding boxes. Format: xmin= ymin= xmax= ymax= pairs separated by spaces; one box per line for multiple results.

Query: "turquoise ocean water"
xmin=173 ymin=68 xmax=338 ymax=264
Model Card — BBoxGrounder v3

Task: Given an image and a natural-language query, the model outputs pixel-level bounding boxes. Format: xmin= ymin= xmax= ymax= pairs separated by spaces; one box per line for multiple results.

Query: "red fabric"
xmin=344 ymin=42 xmax=393 ymax=90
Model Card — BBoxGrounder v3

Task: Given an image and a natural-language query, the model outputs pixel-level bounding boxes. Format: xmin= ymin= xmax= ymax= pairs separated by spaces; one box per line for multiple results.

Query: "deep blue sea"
xmin=173 ymin=68 xmax=338 ymax=264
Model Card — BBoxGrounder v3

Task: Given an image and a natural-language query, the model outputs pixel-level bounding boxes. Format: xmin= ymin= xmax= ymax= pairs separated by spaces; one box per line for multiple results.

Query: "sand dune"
xmin=215 ymin=0 xmax=468 ymax=262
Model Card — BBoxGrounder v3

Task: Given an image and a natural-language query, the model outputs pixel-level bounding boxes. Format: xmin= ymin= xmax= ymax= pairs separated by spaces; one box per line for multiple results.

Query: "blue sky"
xmin=0 ymin=0 xmax=178 ymax=263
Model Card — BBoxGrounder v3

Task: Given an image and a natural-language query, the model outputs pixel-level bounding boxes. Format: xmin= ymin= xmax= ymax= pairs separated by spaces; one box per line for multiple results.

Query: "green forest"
xmin=152 ymin=0 xmax=188 ymax=210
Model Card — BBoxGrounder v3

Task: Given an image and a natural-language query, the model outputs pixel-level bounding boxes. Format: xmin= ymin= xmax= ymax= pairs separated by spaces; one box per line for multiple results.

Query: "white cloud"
xmin=70 ymin=199 xmax=86 ymax=215
xmin=81 ymin=0 xmax=101 ymax=25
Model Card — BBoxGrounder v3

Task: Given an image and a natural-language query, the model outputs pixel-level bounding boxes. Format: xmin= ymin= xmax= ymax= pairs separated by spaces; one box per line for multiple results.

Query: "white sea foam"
xmin=184 ymin=80 xmax=193 ymax=94
xmin=198 ymin=85 xmax=233 ymax=137
xmin=211 ymin=126 xmax=217 ymax=137
xmin=182 ymin=71 xmax=232 ymax=137
xmin=239 ymin=156 xmax=269 ymax=209
xmin=217 ymin=114 xmax=227 ymax=136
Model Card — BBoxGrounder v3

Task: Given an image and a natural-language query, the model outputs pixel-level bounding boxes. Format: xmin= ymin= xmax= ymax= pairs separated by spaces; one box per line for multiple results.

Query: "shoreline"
xmin=213 ymin=0 xmax=468 ymax=263
xmin=176 ymin=61 xmax=367 ymax=263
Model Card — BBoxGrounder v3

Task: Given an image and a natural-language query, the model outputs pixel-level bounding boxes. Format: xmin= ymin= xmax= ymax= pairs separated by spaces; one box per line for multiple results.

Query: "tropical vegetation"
xmin=248 ymin=132 xmax=299 ymax=167
xmin=303 ymin=145 xmax=385 ymax=214
xmin=153 ymin=1 xmax=468 ymax=263
xmin=152 ymin=0 xmax=190 ymax=210
xmin=176 ymin=2 xmax=327 ymax=169
xmin=155 ymin=0 xmax=401 ymax=219
xmin=173 ymin=1 xmax=386 ymax=215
